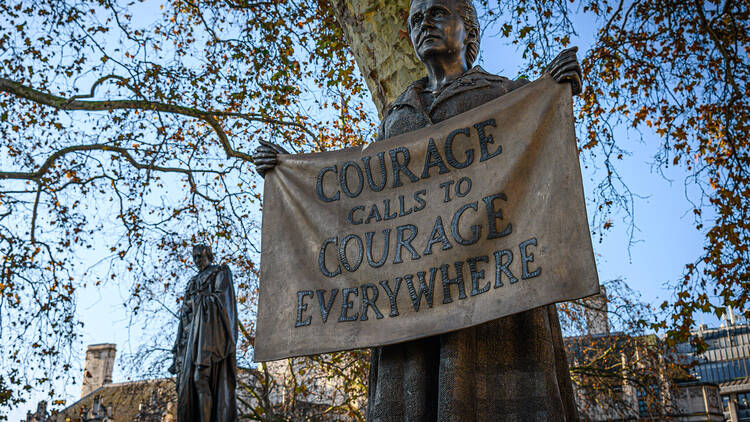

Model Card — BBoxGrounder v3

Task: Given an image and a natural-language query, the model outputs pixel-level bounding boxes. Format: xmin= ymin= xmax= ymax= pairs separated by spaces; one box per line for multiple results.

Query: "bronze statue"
xmin=170 ymin=245 xmax=238 ymax=422
xmin=254 ymin=0 xmax=581 ymax=420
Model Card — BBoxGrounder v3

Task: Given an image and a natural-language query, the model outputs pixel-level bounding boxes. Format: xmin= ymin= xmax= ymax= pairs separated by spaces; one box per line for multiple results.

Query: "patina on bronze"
xmin=368 ymin=2 xmax=581 ymax=419
xmin=253 ymin=0 xmax=585 ymax=420
xmin=170 ymin=245 xmax=238 ymax=422
xmin=256 ymin=75 xmax=597 ymax=358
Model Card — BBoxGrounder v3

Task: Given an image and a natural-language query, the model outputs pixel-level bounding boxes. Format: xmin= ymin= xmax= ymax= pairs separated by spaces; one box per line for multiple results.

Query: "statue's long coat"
xmin=367 ymin=66 xmax=579 ymax=422
xmin=174 ymin=264 xmax=238 ymax=422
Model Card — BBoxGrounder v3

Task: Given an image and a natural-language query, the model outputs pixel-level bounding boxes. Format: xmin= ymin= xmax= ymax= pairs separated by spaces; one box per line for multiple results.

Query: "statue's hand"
xmin=547 ymin=47 xmax=582 ymax=96
xmin=253 ymin=140 xmax=290 ymax=178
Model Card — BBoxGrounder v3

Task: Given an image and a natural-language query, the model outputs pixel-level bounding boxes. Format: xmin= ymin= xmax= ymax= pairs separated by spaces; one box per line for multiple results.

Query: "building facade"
xmin=567 ymin=288 xmax=726 ymax=421
xmin=25 ymin=303 xmax=750 ymax=421
xmin=23 ymin=344 xmax=176 ymax=422
xmin=23 ymin=344 xmax=360 ymax=421
xmin=677 ymin=310 xmax=750 ymax=422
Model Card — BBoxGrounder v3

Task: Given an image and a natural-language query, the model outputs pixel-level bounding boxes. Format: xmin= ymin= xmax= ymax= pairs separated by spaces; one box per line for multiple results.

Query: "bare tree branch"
xmin=0 ymin=77 xmax=310 ymax=163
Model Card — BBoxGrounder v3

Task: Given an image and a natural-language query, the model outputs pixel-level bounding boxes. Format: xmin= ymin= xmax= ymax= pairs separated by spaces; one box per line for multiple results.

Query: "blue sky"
xmin=475 ymin=16 xmax=708 ymax=316
xmin=8 ymin=6 xmax=715 ymax=420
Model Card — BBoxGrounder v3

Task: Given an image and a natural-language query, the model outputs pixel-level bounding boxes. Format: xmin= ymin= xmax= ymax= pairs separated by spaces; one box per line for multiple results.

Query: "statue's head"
xmin=407 ymin=0 xmax=480 ymax=69
xmin=192 ymin=244 xmax=214 ymax=271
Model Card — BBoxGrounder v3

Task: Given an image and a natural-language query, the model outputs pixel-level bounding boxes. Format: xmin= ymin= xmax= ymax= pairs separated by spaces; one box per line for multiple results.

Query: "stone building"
xmin=670 ymin=380 xmax=725 ymax=422
xmin=23 ymin=344 xmax=176 ymax=422
xmin=573 ymin=290 xmax=750 ymax=422
xmin=23 ymin=344 xmax=360 ymax=421
xmin=568 ymin=287 xmax=726 ymax=421
xmin=566 ymin=333 xmax=724 ymax=421
xmin=676 ymin=308 xmax=750 ymax=422
xmin=80 ymin=344 xmax=117 ymax=399
xmin=28 ymin=294 xmax=750 ymax=421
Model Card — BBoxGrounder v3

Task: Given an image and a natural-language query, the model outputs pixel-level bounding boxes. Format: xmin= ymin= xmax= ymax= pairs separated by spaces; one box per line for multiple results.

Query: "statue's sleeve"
xmin=169 ymin=316 xmax=184 ymax=374
xmin=215 ymin=265 xmax=238 ymax=344
xmin=170 ymin=282 xmax=194 ymax=373
xmin=172 ymin=309 xmax=182 ymax=354
xmin=193 ymin=265 xmax=237 ymax=366
xmin=375 ymin=113 xmax=388 ymax=142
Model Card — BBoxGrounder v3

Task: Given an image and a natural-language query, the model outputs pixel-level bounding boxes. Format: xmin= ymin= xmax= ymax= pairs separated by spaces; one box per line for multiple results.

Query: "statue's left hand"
xmin=253 ymin=140 xmax=290 ymax=178
xmin=547 ymin=47 xmax=582 ymax=96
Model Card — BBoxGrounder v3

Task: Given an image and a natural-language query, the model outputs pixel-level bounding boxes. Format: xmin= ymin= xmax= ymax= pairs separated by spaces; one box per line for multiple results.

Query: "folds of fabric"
xmin=177 ymin=265 xmax=238 ymax=422
xmin=367 ymin=68 xmax=580 ymax=422
xmin=367 ymin=305 xmax=578 ymax=422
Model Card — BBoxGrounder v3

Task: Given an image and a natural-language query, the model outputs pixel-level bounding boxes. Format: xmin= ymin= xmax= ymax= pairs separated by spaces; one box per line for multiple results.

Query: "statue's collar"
xmin=196 ymin=264 xmax=220 ymax=278
xmin=388 ymin=66 xmax=508 ymax=115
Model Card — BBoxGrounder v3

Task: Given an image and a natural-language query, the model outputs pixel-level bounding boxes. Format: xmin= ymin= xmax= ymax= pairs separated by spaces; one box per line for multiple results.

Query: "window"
xmin=738 ymin=393 xmax=750 ymax=410
xmin=638 ymin=399 xmax=649 ymax=417
xmin=637 ymin=385 xmax=660 ymax=417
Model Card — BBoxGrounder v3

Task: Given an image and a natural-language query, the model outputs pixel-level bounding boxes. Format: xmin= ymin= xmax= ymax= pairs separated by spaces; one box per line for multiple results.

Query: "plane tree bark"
xmin=329 ymin=0 xmax=421 ymax=115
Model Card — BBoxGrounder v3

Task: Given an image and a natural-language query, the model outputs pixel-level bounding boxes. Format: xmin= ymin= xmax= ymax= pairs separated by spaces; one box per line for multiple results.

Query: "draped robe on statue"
xmin=366 ymin=66 xmax=579 ymax=422
xmin=173 ymin=264 xmax=238 ymax=422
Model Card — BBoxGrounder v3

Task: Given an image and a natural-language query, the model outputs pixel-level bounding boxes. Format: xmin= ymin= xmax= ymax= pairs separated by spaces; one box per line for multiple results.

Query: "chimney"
xmin=23 ymin=400 xmax=47 ymax=422
xmin=585 ymin=285 xmax=610 ymax=336
xmin=81 ymin=343 xmax=116 ymax=397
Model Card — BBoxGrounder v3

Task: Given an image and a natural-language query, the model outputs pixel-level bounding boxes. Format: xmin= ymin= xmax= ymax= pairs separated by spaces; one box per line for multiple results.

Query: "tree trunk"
xmin=329 ymin=0 xmax=423 ymax=116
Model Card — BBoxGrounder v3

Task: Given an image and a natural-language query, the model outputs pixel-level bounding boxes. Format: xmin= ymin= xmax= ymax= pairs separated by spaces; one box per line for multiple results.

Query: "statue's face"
xmin=193 ymin=248 xmax=211 ymax=271
xmin=408 ymin=0 xmax=468 ymax=65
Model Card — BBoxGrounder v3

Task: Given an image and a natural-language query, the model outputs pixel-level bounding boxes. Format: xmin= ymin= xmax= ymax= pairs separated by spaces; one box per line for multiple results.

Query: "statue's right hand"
xmin=253 ymin=140 xmax=290 ymax=178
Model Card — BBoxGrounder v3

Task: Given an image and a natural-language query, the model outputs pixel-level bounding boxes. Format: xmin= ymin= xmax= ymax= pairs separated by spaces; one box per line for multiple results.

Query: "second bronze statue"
xmin=170 ymin=245 xmax=238 ymax=422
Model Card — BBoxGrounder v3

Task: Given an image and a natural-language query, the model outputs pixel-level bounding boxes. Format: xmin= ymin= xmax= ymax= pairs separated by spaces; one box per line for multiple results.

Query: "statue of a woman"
xmin=254 ymin=1 xmax=581 ymax=420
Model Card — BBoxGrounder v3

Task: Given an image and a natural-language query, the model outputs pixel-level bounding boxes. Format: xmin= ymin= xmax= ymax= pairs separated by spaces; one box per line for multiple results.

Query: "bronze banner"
xmin=255 ymin=76 xmax=598 ymax=362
